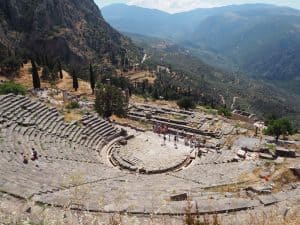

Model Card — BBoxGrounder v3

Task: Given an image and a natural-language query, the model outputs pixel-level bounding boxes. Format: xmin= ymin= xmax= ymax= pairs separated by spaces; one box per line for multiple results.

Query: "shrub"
xmin=66 ymin=101 xmax=80 ymax=109
xmin=217 ymin=107 xmax=232 ymax=118
xmin=177 ymin=97 xmax=196 ymax=110
xmin=0 ymin=56 xmax=21 ymax=77
xmin=0 ymin=81 xmax=26 ymax=95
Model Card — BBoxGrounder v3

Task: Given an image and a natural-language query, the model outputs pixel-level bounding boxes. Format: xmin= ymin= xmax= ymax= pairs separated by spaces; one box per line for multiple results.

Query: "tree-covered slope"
xmin=128 ymin=33 xmax=300 ymax=127
xmin=103 ymin=3 xmax=300 ymax=94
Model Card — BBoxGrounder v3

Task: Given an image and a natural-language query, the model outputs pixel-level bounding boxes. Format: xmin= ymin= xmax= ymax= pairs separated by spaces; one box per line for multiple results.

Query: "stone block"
xmin=259 ymin=171 xmax=271 ymax=179
xmin=276 ymin=147 xmax=296 ymax=158
xmin=257 ymin=194 xmax=278 ymax=206
xmin=274 ymin=157 xmax=285 ymax=164
xmin=119 ymin=139 xmax=127 ymax=145
xmin=237 ymin=149 xmax=246 ymax=158
xmin=246 ymin=185 xmax=272 ymax=194
xmin=290 ymin=167 xmax=300 ymax=178
xmin=170 ymin=193 xmax=188 ymax=201
xmin=259 ymin=153 xmax=274 ymax=160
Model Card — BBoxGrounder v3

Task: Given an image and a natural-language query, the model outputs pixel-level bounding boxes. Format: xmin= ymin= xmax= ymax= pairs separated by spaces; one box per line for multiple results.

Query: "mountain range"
xmin=103 ymin=3 xmax=300 ymax=95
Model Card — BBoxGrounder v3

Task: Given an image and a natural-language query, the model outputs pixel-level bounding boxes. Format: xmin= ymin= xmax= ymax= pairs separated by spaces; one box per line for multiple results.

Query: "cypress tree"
xmin=72 ymin=69 xmax=79 ymax=91
xmin=31 ymin=59 xmax=41 ymax=89
xmin=58 ymin=61 xmax=63 ymax=79
xmin=152 ymin=88 xmax=159 ymax=99
xmin=89 ymin=63 xmax=95 ymax=94
xmin=41 ymin=66 xmax=50 ymax=80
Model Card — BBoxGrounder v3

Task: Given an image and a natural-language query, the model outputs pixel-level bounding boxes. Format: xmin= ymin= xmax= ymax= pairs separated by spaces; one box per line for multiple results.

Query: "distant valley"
xmin=127 ymin=33 xmax=300 ymax=126
xmin=103 ymin=3 xmax=300 ymax=96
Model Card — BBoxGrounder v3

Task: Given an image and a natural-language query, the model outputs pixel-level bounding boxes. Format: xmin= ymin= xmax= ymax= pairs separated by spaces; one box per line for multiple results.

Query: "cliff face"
xmin=0 ymin=0 xmax=141 ymax=65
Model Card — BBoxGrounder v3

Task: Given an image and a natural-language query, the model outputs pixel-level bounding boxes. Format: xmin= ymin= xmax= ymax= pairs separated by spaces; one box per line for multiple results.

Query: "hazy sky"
xmin=96 ymin=0 xmax=300 ymax=13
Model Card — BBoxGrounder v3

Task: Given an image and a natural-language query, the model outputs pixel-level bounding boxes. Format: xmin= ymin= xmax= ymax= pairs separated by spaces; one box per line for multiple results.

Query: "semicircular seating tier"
xmin=0 ymin=94 xmax=299 ymax=216
xmin=0 ymin=94 xmax=125 ymax=197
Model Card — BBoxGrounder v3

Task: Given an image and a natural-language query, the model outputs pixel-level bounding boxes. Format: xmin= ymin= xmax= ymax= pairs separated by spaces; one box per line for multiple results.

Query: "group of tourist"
xmin=153 ymin=123 xmax=180 ymax=148
xmin=161 ymin=134 xmax=180 ymax=149
xmin=154 ymin=122 xmax=204 ymax=150
xmin=23 ymin=148 xmax=39 ymax=166
xmin=154 ymin=122 xmax=207 ymax=152
xmin=153 ymin=123 xmax=169 ymax=134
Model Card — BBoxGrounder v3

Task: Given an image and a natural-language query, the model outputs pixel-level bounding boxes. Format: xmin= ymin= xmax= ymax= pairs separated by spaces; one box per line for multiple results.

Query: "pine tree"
xmin=58 ymin=61 xmax=63 ymax=79
xmin=31 ymin=59 xmax=40 ymax=89
xmin=95 ymin=83 xmax=128 ymax=118
xmin=89 ymin=63 xmax=95 ymax=94
xmin=72 ymin=69 xmax=79 ymax=91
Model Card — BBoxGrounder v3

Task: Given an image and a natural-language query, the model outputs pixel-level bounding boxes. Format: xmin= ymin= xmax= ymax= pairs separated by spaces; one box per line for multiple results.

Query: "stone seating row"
xmin=2 ymin=122 xmax=100 ymax=163
xmin=170 ymin=161 xmax=257 ymax=188
xmin=0 ymin=94 xmax=121 ymax=152
xmin=0 ymin=148 xmax=119 ymax=199
xmin=197 ymin=149 xmax=238 ymax=165
xmin=0 ymin=119 xmax=124 ymax=200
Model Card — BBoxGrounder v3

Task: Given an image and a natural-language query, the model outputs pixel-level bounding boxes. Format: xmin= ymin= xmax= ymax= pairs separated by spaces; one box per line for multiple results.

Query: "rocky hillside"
xmin=0 ymin=0 xmax=141 ymax=66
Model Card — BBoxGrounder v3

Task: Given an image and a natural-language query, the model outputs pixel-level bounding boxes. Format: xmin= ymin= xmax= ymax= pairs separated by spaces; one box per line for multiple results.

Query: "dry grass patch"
xmin=248 ymin=209 xmax=300 ymax=225
xmin=14 ymin=62 xmax=94 ymax=99
xmin=119 ymin=69 xmax=156 ymax=85
xmin=125 ymin=71 xmax=156 ymax=84
xmin=15 ymin=62 xmax=48 ymax=88
xmin=130 ymin=95 xmax=178 ymax=109
xmin=204 ymin=169 xmax=262 ymax=193
xmin=288 ymin=133 xmax=300 ymax=141
xmin=223 ymin=135 xmax=237 ymax=149
xmin=272 ymin=167 xmax=299 ymax=192
xmin=63 ymin=110 xmax=83 ymax=123
xmin=56 ymin=71 xmax=92 ymax=97
xmin=111 ymin=114 xmax=152 ymax=130
xmin=204 ymin=181 xmax=256 ymax=193
xmin=0 ymin=75 xmax=9 ymax=81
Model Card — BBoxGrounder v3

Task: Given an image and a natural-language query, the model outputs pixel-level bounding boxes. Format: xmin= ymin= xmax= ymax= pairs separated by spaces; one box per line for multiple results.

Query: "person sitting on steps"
xmin=23 ymin=155 xmax=28 ymax=164
xmin=31 ymin=148 xmax=38 ymax=161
